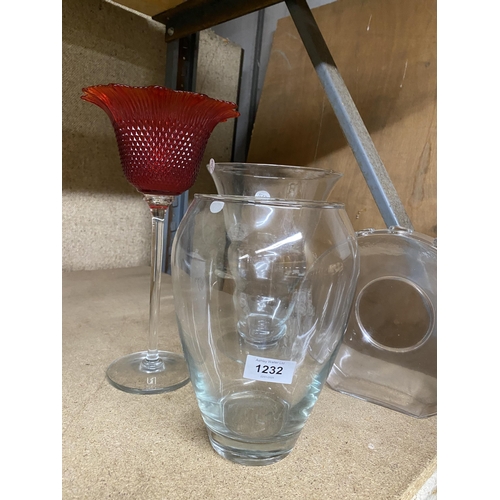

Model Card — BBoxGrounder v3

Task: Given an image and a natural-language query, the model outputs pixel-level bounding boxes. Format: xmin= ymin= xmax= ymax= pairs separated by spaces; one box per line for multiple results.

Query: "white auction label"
xmin=255 ymin=190 xmax=271 ymax=198
xmin=243 ymin=355 xmax=297 ymax=385
xmin=210 ymin=200 xmax=224 ymax=213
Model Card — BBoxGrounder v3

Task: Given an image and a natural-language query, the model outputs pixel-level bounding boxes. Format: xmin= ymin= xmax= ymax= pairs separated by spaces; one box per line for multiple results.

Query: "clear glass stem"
xmin=142 ymin=194 xmax=174 ymax=371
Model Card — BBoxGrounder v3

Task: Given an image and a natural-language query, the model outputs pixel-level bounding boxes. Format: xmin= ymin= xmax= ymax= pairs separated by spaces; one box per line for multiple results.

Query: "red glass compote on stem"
xmin=81 ymin=84 xmax=239 ymax=394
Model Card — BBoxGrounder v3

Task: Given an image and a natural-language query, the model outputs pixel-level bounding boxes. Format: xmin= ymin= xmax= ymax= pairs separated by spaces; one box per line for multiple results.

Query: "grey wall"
xmin=62 ymin=0 xmax=240 ymax=271
xmin=62 ymin=0 xmax=166 ymax=271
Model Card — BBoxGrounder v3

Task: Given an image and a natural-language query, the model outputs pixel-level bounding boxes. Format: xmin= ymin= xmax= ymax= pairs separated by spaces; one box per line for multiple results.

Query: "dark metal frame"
xmin=163 ymin=33 xmax=200 ymax=273
xmin=159 ymin=0 xmax=414 ymax=271
xmin=153 ymin=0 xmax=283 ymax=40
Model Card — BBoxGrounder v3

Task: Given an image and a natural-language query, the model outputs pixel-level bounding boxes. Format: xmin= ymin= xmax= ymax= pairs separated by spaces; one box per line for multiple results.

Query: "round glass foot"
xmin=106 ymin=351 xmax=190 ymax=394
xmin=207 ymin=429 xmax=295 ymax=466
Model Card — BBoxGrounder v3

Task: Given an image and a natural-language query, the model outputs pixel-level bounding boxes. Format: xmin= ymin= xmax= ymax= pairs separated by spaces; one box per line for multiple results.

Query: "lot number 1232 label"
xmin=243 ymin=355 xmax=297 ymax=384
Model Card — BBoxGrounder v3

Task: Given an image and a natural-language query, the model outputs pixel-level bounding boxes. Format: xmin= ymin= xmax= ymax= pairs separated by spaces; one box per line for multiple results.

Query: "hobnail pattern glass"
xmin=81 ymin=83 xmax=239 ymax=394
xmin=82 ymin=84 xmax=240 ymax=195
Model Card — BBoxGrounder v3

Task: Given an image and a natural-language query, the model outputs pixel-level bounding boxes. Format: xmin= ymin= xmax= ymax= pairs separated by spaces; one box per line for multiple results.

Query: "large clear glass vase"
xmin=171 ymin=194 xmax=359 ymax=465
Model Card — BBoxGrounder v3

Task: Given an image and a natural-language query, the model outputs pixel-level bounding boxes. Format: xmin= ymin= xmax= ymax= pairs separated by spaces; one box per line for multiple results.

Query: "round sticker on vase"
xmin=255 ymin=190 xmax=271 ymax=198
xmin=208 ymin=158 xmax=216 ymax=173
xmin=210 ymin=201 xmax=224 ymax=213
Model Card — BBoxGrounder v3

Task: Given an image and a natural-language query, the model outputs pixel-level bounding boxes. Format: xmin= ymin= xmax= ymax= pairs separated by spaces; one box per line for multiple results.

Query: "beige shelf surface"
xmin=62 ymin=266 xmax=437 ymax=500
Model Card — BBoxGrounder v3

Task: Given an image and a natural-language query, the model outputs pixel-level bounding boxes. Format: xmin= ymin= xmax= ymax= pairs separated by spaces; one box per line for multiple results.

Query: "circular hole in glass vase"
xmin=355 ymin=277 xmax=434 ymax=352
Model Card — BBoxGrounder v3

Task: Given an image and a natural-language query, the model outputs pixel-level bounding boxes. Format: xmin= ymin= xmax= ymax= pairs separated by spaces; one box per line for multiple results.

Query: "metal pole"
xmin=285 ymin=0 xmax=413 ymax=229
xmin=164 ymin=34 xmax=200 ymax=273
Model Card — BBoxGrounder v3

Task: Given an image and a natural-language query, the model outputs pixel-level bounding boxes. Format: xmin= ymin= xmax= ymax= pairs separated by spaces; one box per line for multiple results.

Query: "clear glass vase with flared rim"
xmin=207 ymin=161 xmax=343 ymax=201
